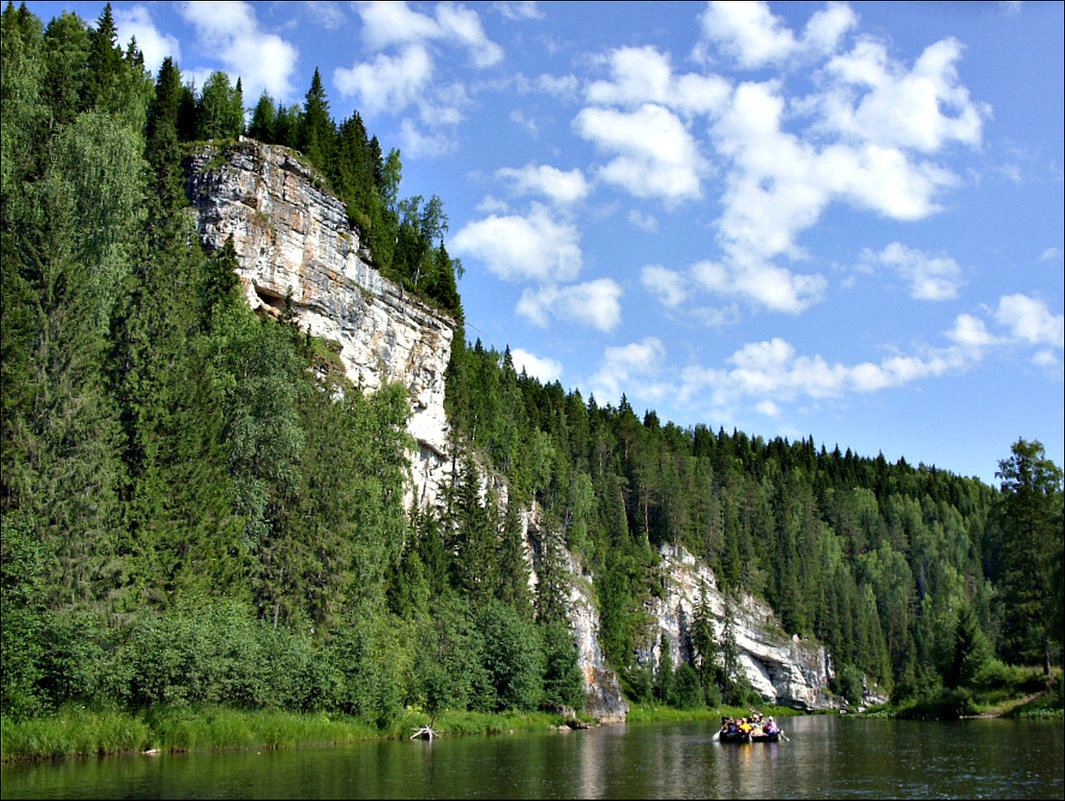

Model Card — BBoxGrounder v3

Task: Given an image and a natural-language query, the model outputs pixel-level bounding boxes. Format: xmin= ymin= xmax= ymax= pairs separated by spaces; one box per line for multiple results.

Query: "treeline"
xmin=1 ymin=2 xmax=575 ymax=725
xmin=445 ymin=338 xmax=1064 ymax=707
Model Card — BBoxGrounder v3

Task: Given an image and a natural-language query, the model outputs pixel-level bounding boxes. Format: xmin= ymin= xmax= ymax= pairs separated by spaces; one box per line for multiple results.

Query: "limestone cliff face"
xmin=523 ymin=505 xmax=629 ymax=723
xmin=637 ymin=544 xmax=838 ymax=710
xmin=185 ymin=139 xmax=453 ymax=508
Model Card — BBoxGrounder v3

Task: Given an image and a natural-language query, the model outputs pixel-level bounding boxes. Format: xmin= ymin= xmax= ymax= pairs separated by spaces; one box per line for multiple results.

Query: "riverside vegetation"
xmin=2 ymin=3 xmax=1062 ymax=762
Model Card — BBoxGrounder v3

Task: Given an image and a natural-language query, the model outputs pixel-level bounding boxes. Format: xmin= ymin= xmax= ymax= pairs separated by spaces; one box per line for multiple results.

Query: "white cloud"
xmin=1039 ymin=247 xmax=1064 ymax=262
xmin=436 ymin=3 xmax=505 ymax=67
xmin=305 ymin=1 xmax=347 ymax=30
xmin=995 ymin=294 xmax=1065 ymax=348
xmin=496 ymin=164 xmax=590 ymax=205
xmin=451 ymin=203 xmax=582 ymax=283
xmin=818 ymin=37 xmax=989 ymax=153
xmin=516 ymin=279 xmax=623 ymax=332
xmin=628 ymin=209 xmax=659 ymax=232
xmin=180 ymin=1 xmax=298 ymax=101
xmin=334 ymin=45 xmax=434 ymax=117
xmin=947 ymin=314 xmax=1002 ymax=350
xmin=586 ymin=46 xmax=730 ymax=116
xmin=641 ymin=265 xmax=689 ymax=308
xmin=536 ymin=73 xmax=580 ymax=98
xmin=397 ymin=116 xmax=456 ymax=158
xmin=574 ymin=103 xmax=706 ymax=203
xmin=509 ymin=109 xmax=539 ymax=135
xmin=559 ymin=2 xmax=986 ymax=321
xmin=335 ymin=2 xmax=501 ymax=150
xmin=691 ymin=257 xmax=827 ymax=314
xmin=697 ymin=44 xmax=975 ymax=312
xmin=357 ymin=1 xmax=502 ymax=66
xmin=859 ymin=242 xmax=965 ymax=301
xmin=494 ymin=2 xmax=544 ymax=21
xmin=695 ymin=0 xmax=857 ymax=68
xmin=590 ymin=338 xmax=668 ymax=403
xmin=357 ymin=1 xmax=447 ymax=51
xmin=680 ymin=336 xmax=970 ymax=411
xmin=697 ymin=1 xmax=801 ymax=68
xmin=756 ymin=400 xmax=782 ymax=417
xmin=510 ymin=348 xmax=562 ymax=382
xmin=115 ymin=5 xmax=180 ymax=73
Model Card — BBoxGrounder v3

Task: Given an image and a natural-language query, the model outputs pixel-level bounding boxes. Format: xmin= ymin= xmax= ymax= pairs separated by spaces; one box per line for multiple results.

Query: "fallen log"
xmin=410 ymin=725 xmax=441 ymax=740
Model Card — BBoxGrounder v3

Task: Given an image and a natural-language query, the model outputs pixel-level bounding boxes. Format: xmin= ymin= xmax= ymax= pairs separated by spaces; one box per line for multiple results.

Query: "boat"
xmin=716 ymin=728 xmax=782 ymax=743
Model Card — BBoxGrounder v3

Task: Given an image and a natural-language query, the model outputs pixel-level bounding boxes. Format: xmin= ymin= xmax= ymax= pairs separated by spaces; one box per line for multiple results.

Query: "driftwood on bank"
xmin=410 ymin=725 xmax=441 ymax=740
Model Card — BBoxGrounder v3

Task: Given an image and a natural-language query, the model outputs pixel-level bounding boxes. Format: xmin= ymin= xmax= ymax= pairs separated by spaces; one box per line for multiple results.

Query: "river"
xmin=2 ymin=715 xmax=1062 ymax=799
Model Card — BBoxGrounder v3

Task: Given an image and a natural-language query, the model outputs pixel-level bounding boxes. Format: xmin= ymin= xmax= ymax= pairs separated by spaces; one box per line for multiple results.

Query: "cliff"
xmin=639 ymin=544 xmax=837 ymax=710
xmin=185 ymin=139 xmax=454 ymax=510
xmin=184 ymin=139 xmax=852 ymax=719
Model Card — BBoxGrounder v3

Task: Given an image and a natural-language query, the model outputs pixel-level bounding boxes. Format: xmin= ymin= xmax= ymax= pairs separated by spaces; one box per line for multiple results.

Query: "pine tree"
xmin=994 ymin=439 xmax=1064 ymax=673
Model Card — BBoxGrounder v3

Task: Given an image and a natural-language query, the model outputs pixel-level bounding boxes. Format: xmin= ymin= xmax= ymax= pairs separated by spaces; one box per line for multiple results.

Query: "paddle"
xmin=712 ymin=730 xmax=720 ymax=742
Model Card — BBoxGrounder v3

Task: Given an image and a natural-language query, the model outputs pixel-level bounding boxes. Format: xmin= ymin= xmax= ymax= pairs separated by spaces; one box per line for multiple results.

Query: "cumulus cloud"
xmin=494 ymin=2 xmax=544 ymax=21
xmin=180 ymin=1 xmax=298 ymax=101
xmin=995 ymin=294 xmax=1065 ymax=348
xmin=356 ymin=1 xmax=502 ymax=66
xmin=947 ymin=314 xmax=1002 ymax=350
xmin=695 ymin=0 xmax=857 ymax=68
xmin=496 ymin=164 xmax=590 ymax=205
xmin=641 ymin=265 xmax=689 ymax=308
xmin=305 ymin=1 xmax=347 ymax=30
xmin=334 ymin=45 xmax=434 ymax=116
xmin=694 ymin=22 xmax=983 ymax=313
xmin=817 ymin=37 xmax=989 ymax=152
xmin=859 ymin=242 xmax=965 ymax=301
xmin=679 ymin=336 xmax=970 ymax=412
xmin=451 ymin=203 xmax=582 ymax=283
xmin=629 ymin=209 xmax=659 ymax=232
xmin=115 ymin=5 xmax=180 ymax=73
xmin=510 ymin=347 xmax=563 ymax=382
xmin=574 ymin=103 xmax=706 ymax=203
xmin=692 ymin=257 xmax=827 ymax=314
xmin=590 ymin=338 xmax=668 ymax=404
xmin=586 ymin=45 xmax=730 ymax=115
xmin=516 ymin=279 xmax=623 ymax=332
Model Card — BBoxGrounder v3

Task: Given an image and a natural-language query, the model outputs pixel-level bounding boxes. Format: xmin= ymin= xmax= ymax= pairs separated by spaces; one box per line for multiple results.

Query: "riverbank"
xmin=0 ymin=701 xmax=806 ymax=764
xmin=861 ymin=669 xmax=1063 ymax=721
xmin=0 ymin=705 xmax=580 ymax=764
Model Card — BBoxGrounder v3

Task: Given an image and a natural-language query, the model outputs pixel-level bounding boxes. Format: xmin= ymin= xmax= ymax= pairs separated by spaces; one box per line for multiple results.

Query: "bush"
xmin=476 ymin=602 xmax=544 ymax=712
xmin=669 ymin=663 xmax=704 ymax=709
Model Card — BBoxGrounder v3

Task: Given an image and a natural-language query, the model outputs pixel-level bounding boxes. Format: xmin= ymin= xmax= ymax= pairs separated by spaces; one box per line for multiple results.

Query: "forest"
xmin=2 ymin=3 xmax=1062 ymax=732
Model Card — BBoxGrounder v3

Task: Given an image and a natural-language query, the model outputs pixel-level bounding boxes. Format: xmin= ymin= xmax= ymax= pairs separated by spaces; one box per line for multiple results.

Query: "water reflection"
xmin=2 ymin=716 xmax=1062 ymax=799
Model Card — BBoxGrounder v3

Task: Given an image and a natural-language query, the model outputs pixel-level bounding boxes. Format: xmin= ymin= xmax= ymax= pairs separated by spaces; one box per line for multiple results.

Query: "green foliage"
xmin=195 ymin=71 xmax=243 ymax=140
xmin=993 ymin=439 xmax=1064 ymax=673
xmin=476 ymin=601 xmax=545 ymax=712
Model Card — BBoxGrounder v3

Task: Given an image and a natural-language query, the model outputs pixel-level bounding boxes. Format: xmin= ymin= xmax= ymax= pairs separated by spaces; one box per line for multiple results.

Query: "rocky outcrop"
xmin=638 ymin=544 xmax=839 ymax=711
xmin=523 ymin=505 xmax=629 ymax=723
xmin=185 ymin=139 xmax=454 ymax=509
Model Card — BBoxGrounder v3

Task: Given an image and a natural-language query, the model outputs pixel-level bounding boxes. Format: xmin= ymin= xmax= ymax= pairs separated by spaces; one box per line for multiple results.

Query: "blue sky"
xmin=26 ymin=1 xmax=1064 ymax=485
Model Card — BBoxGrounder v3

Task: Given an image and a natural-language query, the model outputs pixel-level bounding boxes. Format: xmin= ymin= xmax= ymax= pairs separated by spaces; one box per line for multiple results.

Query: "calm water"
xmin=2 ymin=716 xmax=1063 ymax=799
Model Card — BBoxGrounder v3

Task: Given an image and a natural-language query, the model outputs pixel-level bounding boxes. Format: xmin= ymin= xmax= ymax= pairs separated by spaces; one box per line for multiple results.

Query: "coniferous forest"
xmin=2 ymin=3 xmax=1063 ymax=735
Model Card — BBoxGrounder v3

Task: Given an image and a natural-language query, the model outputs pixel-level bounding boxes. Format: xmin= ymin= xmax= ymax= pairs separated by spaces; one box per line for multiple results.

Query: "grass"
xmin=1 ymin=705 xmax=588 ymax=763
xmin=0 ymin=707 xmax=152 ymax=762
xmin=626 ymin=702 xmax=801 ymax=724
